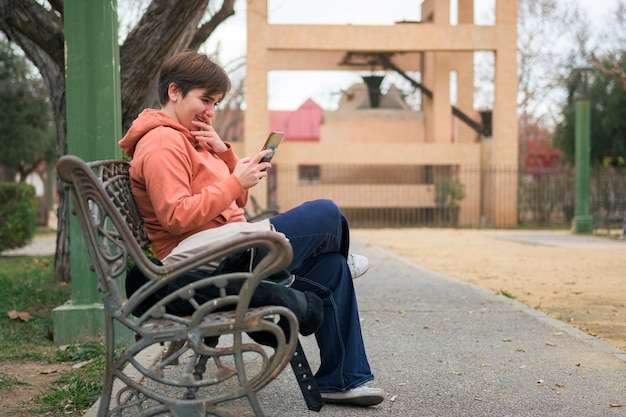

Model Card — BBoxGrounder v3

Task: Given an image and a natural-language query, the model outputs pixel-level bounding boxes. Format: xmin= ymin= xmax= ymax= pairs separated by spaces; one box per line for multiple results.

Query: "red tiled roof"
xmin=270 ymin=99 xmax=322 ymax=142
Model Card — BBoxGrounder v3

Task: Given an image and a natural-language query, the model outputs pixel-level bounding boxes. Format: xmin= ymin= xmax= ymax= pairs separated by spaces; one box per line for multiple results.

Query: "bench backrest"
xmin=92 ymin=160 xmax=150 ymax=250
xmin=56 ymin=155 xmax=151 ymax=296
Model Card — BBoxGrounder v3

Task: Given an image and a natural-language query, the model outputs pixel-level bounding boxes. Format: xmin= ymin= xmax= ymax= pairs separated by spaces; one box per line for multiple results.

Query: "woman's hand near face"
xmin=233 ymin=150 xmax=273 ymax=189
xmin=191 ymin=115 xmax=228 ymax=153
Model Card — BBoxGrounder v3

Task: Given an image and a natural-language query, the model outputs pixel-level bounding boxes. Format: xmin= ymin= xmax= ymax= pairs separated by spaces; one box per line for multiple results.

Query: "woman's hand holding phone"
xmin=234 ymin=151 xmax=272 ymax=189
xmin=260 ymin=131 xmax=284 ymax=164
xmin=232 ymin=131 xmax=284 ymax=188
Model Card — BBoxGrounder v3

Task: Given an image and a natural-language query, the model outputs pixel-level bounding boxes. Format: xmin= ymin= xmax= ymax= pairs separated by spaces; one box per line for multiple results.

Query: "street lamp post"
xmin=52 ymin=0 xmax=123 ymax=345
xmin=572 ymin=67 xmax=595 ymax=233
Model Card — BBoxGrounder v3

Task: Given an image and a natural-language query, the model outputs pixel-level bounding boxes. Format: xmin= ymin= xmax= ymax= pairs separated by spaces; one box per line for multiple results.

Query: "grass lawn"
xmin=0 ymin=256 xmax=67 ymax=361
xmin=0 ymin=253 xmax=107 ymax=415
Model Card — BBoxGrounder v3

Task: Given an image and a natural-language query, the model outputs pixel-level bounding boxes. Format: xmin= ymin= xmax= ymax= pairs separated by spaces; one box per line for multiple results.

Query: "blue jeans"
xmin=270 ymin=199 xmax=374 ymax=392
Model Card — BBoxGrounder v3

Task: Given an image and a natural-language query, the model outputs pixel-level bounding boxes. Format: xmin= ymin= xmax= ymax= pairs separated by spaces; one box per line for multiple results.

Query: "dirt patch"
xmin=353 ymin=228 xmax=626 ymax=352
xmin=0 ymin=361 xmax=74 ymax=416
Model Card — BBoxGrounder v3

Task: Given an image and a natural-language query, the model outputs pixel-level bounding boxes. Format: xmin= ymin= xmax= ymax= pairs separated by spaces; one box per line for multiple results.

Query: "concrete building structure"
xmin=242 ymin=0 xmax=519 ymax=227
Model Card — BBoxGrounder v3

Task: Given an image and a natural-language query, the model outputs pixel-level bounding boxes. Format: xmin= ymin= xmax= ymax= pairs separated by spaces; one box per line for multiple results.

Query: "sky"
xmin=201 ymin=0 xmax=622 ymax=111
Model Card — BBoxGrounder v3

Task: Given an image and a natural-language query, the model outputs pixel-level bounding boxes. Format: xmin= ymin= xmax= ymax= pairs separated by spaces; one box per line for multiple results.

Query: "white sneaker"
xmin=348 ymin=253 xmax=369 ymax=279
xmin=321 ymin=385 xmax=385 ymax=406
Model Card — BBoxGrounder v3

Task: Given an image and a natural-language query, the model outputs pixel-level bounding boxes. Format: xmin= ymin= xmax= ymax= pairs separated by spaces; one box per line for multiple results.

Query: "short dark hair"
xmin=158 ymin=50 xmax=231 ymax=105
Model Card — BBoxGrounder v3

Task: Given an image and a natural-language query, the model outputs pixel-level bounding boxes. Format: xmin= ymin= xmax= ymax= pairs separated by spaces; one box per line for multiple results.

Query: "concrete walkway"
xmin=10 ymin=235 xmax=626 ymax=416
xmin=1 ymin=234 xmax=56 ymax=257
xmin=250 ymin=238 xmax=626 ymax=416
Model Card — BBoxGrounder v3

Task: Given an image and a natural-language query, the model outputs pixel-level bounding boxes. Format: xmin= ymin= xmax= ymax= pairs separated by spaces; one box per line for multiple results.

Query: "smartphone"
xmin=260 ymin=131 xmax=284 ymax=164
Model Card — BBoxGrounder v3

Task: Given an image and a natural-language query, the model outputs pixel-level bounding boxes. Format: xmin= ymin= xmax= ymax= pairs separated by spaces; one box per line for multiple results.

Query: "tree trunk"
xmin=0 ymin=167 xmax=16 ymax=182
xmin=54 ymin=191 xmax=71 ymax=281
xmin=1 ymin=0 xmax=238 ymax=282
xmin=121 ymin=0 xmax=210 ymax=132
xmin=0 ymin=2 xmax=71 ymax=281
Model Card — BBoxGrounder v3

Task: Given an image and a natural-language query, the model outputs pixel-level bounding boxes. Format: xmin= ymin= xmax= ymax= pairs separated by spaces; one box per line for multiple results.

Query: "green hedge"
xmin=0 ymin=182 xmax=38 ymax=253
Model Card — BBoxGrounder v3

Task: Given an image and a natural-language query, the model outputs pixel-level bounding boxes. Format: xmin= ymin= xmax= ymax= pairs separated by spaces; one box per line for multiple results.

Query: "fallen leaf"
xmin=72 ymin=359 xmax=92 ymax=369
xmin=7 ymin=310 xmax=31 ymax=322
xmin=34 ymin=258 xmax=51 ymax=268
xmin=18 ymin=311 xmax=31 ymax=322
xmin=40 ymin=369 xmax=58 ymax=375
xmin=609 ymin=403 xmax=624 ymax=408
xmin=389 ymin=395 xmax=397 ymax=402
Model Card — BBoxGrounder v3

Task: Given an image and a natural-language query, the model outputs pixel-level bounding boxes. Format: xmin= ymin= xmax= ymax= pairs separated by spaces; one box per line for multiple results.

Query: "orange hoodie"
xmin=118 ymin=109 xmax=248 ymax=259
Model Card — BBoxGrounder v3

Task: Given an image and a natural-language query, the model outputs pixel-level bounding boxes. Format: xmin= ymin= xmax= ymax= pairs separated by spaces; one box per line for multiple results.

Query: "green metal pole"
xmin=572 ymin=98 xmax=594 ymax=233
xmin=53 ymin=0 xmax=122 ymax=345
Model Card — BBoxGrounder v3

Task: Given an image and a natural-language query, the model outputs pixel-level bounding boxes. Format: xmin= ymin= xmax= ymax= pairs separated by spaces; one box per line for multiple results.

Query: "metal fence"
xmin=268 ymin=164 xmax=626 ymax=230
xmin=519 ymin=165 xmax=626 ymax=231
xmin=593 ymin=167 xmax=626 ymax=232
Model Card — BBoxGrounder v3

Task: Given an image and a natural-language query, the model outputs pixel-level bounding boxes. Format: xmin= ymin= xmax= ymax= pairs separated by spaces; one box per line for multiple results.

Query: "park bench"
xmin=56 ymin=155 xmax=323 ymax=417
xmin=596 ymin=197 xmax=626 ymax=239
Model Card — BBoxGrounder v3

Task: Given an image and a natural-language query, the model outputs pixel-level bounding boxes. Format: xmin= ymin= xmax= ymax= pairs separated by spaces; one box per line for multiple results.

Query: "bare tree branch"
xmin=119 ymin=0 xmax=235 ymax=131
xmin=0 ymin=0 xmax=64 ymax=71
xmin=48 ymin=0 xmax=63 ymax=14
xmin=190 ymin=0 xmax=235 ymax=50
xmin=591 ymin=52 xmax=626 ymax=91
xmin=120 ymin=0 xmax=208 ymax=129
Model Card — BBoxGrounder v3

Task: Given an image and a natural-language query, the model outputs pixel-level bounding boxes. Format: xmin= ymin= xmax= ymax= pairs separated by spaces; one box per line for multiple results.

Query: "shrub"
xmin=434 ymin=176 xmax=466 ymax=226
xmin=0 ymin=182 xmax=37 ymax=252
